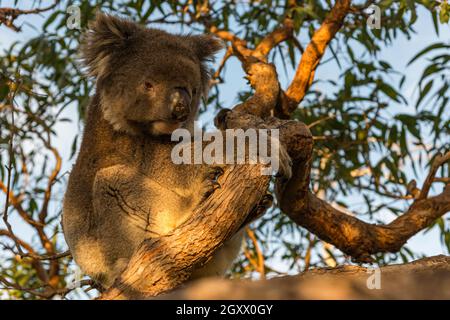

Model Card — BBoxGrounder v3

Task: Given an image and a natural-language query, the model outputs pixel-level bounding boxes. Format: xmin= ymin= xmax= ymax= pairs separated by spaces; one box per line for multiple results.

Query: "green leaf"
xmin=416 ymin=79 xmax=434 ymax=109
xmin=407 ymin=43 xmax=449 ymax=66
xmin=42 ymin=11 xmax=61 ymax=31
xmin=378 ymin=82 xmax=401 ymax=103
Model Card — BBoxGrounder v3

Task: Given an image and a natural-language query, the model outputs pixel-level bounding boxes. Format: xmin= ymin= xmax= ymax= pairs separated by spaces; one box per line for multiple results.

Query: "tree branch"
xmin=278 ymin=148 xmax=450 ymax=262
xmin=253 ymin=18 xmax=294 ymax=61
xmin=278 ymin=0 xmax=352 ymax=117
xmin=100 ymin=164 xmax=271 ymax=299
xmin=419 ymin=152 xmax=450 ymax=200
xmin=0 ymin=1 xmax=59 ymax=32
xmin=160 ymin=255 xmax=450 ymax=299
xmin=282 ymin=186 xmax=450 ymax=262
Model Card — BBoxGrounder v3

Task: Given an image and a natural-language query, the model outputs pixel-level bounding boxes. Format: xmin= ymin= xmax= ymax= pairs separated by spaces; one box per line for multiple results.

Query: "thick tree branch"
xmin=206 ymin=16 xmax=295 ymax=117
xmin=160 ymin=255 xmax=450 ymax=299
xmin=278 ymin=0 xmax=352 ymax=117
xmin=278 ymin=146 xmax=450 ymax=262
xmin=253 ymin=18 xmax=294 ymax=61
xmin=100 ymin=164 xmax=271 ymax=299
xmin=282 ymin=186 xmax=450 ymax=262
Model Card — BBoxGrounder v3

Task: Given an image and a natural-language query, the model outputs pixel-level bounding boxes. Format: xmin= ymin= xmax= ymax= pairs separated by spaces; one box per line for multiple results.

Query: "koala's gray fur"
xmin=62 ymin=13 xmax=247 ymax=287
xmin=62 ymin=13 xmax=289 ymax=288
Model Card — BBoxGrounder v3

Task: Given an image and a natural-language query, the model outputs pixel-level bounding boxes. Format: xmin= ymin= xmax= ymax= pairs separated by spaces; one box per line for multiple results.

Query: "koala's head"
xmin=80 ymin=13 xmax=223 ymax=136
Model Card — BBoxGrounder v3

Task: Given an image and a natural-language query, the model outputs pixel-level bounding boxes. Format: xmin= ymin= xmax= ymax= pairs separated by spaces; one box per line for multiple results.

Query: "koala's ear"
xmin=187 ymin=35 xmax=224 ymax=97
xmin=80 ymin=13 xmax=140 ymax=79
xmin=188 ymin=34 xmax=224 ymax=62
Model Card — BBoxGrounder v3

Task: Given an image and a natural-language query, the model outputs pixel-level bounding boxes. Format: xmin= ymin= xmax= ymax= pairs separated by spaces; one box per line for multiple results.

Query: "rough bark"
xmin=278 ymin=0 xmax=352 ymax=117
xmin=100 ymin=164 xmax=270 ymax=299
xmin=160 ymin=255 xmax=450 ymax=299
xmin=282 ymin=187 xmax=450 ymax=262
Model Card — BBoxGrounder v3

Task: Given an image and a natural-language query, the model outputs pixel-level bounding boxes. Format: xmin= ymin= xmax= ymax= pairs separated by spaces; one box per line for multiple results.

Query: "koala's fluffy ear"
xmin=188 ymin=35 xmax=224 ymax=62
xmin=187 ymin=35 xmax=224 ymax=96
xmin=80 ymin=13 xmax=140 ymax=80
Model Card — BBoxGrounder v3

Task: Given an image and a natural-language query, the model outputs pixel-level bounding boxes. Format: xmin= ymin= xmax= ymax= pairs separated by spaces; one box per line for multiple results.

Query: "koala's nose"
xmin=170 ymin=88 xmax=191 ymax=122
xmin=171 ymin=103 xmax=189 ymax=122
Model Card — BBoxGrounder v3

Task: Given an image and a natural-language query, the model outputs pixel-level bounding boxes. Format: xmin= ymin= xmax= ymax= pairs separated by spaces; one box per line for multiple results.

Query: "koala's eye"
xmin=144 ymin=81 xmax=153 ymax=91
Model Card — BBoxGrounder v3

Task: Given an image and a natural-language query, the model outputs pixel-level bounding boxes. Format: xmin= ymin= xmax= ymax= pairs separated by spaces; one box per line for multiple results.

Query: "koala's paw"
xmin=242 ymin=193 xmax=274 ymax=227
xmin=253 ymin=193 xmax=274 ymax=216
xmin=200 ymin=166 xmax=225 ymax=201
xmin=274 ymin=144 xmax=292 ymax=182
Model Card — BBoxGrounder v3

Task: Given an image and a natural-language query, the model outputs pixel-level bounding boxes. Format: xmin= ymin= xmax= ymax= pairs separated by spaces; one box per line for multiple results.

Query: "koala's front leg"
xmin=215 ymin=108 xmax=293 ymax=182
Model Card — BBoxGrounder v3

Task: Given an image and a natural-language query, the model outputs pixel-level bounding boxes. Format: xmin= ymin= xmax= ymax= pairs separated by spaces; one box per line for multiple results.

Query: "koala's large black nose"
xmin=170 ymin=87 xmax=191 ymax=122
xmin=171 ymin=103 xmax=190 ymax=122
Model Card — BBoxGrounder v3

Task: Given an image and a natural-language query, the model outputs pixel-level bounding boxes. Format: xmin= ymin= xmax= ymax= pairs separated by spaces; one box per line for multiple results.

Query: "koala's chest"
xmin=111 ymin=144 xmax=203 ymax=236
xmin=134 ymin=142 xmax=200 ymax=190
xmin=96 ymin=164 xmax=197 ymax=240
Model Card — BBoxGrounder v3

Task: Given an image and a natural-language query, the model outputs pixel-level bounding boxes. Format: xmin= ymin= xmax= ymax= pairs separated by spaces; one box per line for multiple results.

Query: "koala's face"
xmin=81 ymin=13 xmax=223 ymax=136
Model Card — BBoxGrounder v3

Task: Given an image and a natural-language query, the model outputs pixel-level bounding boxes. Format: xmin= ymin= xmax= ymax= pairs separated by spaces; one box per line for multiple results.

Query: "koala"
xmin=62 ymin=13 xmax=289 ymax=288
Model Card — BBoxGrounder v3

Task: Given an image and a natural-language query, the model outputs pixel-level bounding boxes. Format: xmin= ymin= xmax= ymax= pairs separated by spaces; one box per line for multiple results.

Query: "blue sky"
xmin=0 ymin=0 xmax=449 ymax=268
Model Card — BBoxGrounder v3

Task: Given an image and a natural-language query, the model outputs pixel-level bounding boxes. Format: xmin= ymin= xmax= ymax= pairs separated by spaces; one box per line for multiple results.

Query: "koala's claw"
xmin=241 ymin=193 xmax=274 ymax=228
xmin=201 ymin=166 xmax=224 ymax=201
xmin=211 ymin=181 xmax=221 ymax=190
xmin=214 ymin=108 xmax=232 ymax=130
xmin=259 ymin=193 xmax=274 ymax=208
xmin=209 ymin=166 xmax=224 ymax=179
xmin=201 ymin=181 xmax=221 ymax=201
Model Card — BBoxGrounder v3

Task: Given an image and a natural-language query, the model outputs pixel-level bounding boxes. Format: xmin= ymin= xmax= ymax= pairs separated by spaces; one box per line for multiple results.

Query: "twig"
xmin=246 ymin=228 xmax=266 ymax=279
xmin=0 ymin=1 xmax=60 ymax=32
xmin=419 ymin=151 xmax=450 ymax=200
xmin=308 ymin=115 xmax=336 ymax=128
xmin=211 ymin=46 xmax=233 ymax=83
xmin=19 ymin=250 xmax=71 ymax=261
xmin=2 ymin=79 xmax=23 ymax=255
xmin=253 ymin=18 xmax=294 ymax=61
xmin=302 ymin=233 xmax=314 ymax=272
xmin=434 ymin=177 xmax=450 ymax=184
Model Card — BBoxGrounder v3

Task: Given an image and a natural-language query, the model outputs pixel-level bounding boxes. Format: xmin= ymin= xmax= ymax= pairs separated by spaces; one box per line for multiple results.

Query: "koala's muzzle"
xmin=170 ymin=88 xmax=191 ymax=122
